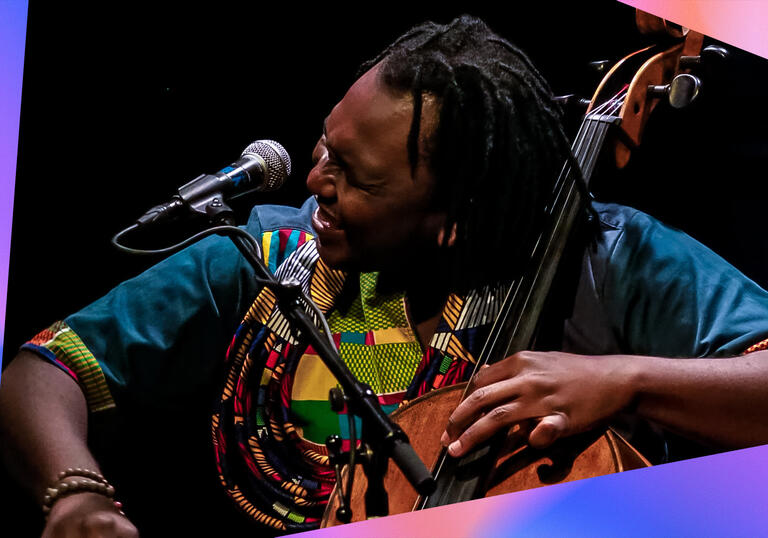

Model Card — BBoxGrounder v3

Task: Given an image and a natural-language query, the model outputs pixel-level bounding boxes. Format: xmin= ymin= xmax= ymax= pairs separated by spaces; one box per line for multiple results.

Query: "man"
xmin=2 ymin=15 xmax=768 ymax=537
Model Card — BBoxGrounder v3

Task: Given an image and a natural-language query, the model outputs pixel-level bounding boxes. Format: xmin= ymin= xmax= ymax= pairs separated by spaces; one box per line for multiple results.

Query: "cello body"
xmin=322 ymin=383 xmax=650 ymax=526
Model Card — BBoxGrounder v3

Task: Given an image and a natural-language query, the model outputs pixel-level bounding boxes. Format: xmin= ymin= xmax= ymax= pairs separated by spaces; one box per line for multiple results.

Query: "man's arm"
xmin=443 ymin=205 xmax=768 ymax=457
xmin=0 ymin=351 xmax=138 ymax=536
xmin=441 ymin=348 xmax=768 ymax=457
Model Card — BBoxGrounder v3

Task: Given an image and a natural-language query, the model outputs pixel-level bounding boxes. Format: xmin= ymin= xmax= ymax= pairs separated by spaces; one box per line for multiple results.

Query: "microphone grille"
xmin=242 ymin=139 xmax=292 ymax=191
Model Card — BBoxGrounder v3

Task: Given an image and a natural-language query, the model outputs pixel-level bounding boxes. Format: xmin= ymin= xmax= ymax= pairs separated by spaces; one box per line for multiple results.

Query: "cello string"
xmin=546 ymin=94 xmax=619 ymax=219
xmin=580 ymin=90 xmax=626 ymax=179
xmin=579 ymin=92 xmax=625 ymax=177
xmin=473 ymin=92 xmax=622 ymax=372
xmin=502 ymin=91 xmax=628 ymax=362
xmin=542 ymin=101 xmax=606 ymax=239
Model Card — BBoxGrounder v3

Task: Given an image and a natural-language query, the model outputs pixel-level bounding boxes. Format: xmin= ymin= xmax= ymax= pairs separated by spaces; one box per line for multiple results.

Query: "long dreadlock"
xmin=358 ymin=15 xmax=576 ymax=292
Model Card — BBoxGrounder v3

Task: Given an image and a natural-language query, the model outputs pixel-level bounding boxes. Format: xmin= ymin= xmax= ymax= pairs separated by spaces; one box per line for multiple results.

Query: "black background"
xmin=3 ymin=1 xmax=768 ymax=534
xmin=5 ymin=2 xmax=768 ymax=367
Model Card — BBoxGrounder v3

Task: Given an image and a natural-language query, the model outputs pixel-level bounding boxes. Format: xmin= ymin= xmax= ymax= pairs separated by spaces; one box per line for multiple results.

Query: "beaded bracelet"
xmin=42 ymin=468 xmax=123 ymax=517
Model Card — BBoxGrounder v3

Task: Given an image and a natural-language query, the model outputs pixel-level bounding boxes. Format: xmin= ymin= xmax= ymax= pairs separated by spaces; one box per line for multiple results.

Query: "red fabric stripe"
xmin=266 ymin=349 xmax=280 ymax=370
xmin=280 ymin=371 xmax=292 ymax=408
xmin=278 ymin=229 xmax=291 ymax=259
xmin=240 ymin=442 xmax=260 ymax=475
xmin=432 ymin=373 xmax=445 ymax=389
xmin=378 ymin=391 xmax=406 ymax=406
xmin=225 ymin=332 xmax=238 ymax=361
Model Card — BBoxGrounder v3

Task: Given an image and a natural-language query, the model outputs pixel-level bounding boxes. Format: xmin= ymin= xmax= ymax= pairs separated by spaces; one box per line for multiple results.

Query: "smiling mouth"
xmin=312 ymin=206 xmax=340 ymax=233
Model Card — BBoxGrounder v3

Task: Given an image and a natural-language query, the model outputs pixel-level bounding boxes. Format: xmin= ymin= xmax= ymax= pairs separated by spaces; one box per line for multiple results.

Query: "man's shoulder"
xmin=589 ymin=201 xmax=676 ymax=258
xmin=591 ymin=201 xmax=657 ymax=234
xmin=246 ymin=196 xmax=318 ymax=235
xmin=246 ymin=196 xmax=318 ymax=272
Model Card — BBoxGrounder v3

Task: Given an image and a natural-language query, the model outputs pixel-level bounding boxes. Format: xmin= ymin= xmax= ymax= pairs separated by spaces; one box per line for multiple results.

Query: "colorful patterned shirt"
xmin=22 ymin=197 xmax=768 ymax=532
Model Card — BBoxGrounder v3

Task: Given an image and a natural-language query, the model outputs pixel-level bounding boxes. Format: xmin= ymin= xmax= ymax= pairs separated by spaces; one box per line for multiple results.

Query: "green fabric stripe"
xmin=439 ymin=354 xmax=453 ymax=373
xmin=373 ymin=342 xmax=423 ymax=392
xmin=39 ymin=322 xmax=115 ymax=412
xmin=290 ymin=400 xmax=341 ymax=443
xmin=360 ymin=272 xmax=409 ymax=329
xmin=286 ymin=511 xmax=305 ymax=524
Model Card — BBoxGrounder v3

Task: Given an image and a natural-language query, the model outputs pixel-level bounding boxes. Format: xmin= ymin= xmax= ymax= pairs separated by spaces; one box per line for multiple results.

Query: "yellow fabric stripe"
xmin=290 ymin=353 xmax=337 ymax=401
xmin=446 ymin=333 xmax=475 ymax=363
xmin=310 ymin=257 xmax=345 ymax=313
xmin=247 ymin=287 xmax=277 ymax=325
xmin=372 ymin=326 xmax=417 ymax=345
xmin=31 ymin=322 xmax=116 ymax=412
xmin=261 ymin=231 xmax=273 ymax=268
xmin=443 ymin=293 xmax=463 ymax=329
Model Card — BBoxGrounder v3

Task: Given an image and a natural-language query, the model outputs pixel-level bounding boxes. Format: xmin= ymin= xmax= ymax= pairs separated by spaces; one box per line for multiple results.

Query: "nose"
xmin=306 ymin=157 xmax=337 ymax=202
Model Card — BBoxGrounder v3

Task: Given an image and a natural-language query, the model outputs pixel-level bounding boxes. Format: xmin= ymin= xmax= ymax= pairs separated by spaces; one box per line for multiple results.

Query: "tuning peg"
xmin=679 ymin=45 xmax=730 ymax=68
xmin=668 ymin=74 xmax=701 ymax=108
xmin=588 ymin=60 xmax=612 ymax=74
xmin=647 ymin=73 xmax=702 ymax=108
xmin=554 ymin=94 xmax=591 ymax=109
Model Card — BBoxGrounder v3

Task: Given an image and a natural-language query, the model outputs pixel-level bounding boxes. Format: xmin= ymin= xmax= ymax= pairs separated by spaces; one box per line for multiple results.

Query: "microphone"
xmin=137 ymin=139 xmax=291 ymax=226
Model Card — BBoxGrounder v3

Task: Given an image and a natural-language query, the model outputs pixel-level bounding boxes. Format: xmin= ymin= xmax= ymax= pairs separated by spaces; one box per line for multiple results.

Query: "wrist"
xmin=42 ymin=467 xmax=123 ymax=518
xmin=609 ymin=354 xmax=648 ymax=414
xmin=47 ymin=491 xmax=122 ymax=518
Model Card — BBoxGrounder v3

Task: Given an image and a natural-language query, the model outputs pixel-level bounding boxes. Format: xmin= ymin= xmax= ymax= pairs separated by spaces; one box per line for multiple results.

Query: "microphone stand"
xmin=209 ymin=206 xmax=435 ymax=520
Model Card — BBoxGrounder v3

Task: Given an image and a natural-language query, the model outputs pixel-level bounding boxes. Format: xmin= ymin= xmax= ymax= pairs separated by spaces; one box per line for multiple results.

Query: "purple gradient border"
xmin=0 ymin=0 xmax=28 ymax=371
xmin=298 ymin=445 xmax=768 ymax=537
xmin=3 ymin=1 xmax=768 ymax=536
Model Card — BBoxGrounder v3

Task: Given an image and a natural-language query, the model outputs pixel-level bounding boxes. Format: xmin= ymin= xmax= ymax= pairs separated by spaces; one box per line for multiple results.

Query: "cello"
xmin=322 ymin=10 xmax=708 ymax=525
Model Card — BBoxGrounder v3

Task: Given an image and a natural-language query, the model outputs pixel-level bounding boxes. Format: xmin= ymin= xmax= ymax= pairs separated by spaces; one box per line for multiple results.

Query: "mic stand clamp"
xmin=325 ymin=388 xmax=395 ymax=522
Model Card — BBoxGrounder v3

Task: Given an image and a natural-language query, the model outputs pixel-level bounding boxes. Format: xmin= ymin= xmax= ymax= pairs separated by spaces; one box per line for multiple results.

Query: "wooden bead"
xmin=43 ymin=468 xmax=119 ymax=518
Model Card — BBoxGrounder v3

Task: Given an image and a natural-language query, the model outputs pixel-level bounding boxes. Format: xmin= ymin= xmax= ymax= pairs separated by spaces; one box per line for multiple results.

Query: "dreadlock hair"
xmin=358 ymin=15 xmax=575 ymax=292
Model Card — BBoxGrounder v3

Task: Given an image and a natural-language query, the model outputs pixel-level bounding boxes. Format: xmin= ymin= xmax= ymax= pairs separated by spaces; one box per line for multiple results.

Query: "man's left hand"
xmin=440 ymin=351 xmax=636 ymax=457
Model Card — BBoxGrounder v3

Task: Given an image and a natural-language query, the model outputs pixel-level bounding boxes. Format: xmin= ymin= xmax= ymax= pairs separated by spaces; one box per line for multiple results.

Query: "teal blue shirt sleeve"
xmin=566 ymin=203 xmax=768 ymax=358
xmin=59 ymin=198 xmax=317 ymax=408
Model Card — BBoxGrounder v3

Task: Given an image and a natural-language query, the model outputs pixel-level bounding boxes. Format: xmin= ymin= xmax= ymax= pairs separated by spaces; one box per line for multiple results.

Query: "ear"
xmin=437 ymin=222 xmax=458 ymax=248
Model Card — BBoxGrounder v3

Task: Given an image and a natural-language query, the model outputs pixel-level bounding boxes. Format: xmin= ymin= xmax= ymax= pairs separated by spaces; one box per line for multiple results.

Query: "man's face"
xmin=307 ymin=65 xmax=445 ymax=272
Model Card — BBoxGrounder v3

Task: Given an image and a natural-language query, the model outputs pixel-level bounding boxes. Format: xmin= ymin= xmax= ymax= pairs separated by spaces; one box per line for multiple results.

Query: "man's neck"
xmin=375 ymin=264 xmax=452 ymax=350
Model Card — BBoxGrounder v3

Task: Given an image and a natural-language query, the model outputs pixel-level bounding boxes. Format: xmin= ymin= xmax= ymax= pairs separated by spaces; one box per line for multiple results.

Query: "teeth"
xmin=313 ymin=208 xmax=336 ymax=231
xmin=316 ymin=207 xmax=336 ymax=226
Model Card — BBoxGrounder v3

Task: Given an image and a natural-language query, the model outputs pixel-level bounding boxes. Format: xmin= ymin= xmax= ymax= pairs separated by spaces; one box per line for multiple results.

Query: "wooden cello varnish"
xmin=322 ymin=384 xmax=650 ymax=526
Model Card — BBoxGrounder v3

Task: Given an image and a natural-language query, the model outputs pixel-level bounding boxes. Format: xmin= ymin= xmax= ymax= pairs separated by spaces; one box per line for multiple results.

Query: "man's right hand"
xmin=43 ymin=492 xmax=138 ymax=538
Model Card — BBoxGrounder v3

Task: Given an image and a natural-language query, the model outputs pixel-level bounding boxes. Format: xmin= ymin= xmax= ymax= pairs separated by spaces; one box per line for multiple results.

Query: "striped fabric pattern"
xmin=213 ymin=239 xmax=508 ymax=532
xmin=25 ymin=320 xmax=115 ymax=412
xmin=744 ymin=338 xmax=768 ymax=354
xmin=262 ymin=229 xmax=313 ymax=274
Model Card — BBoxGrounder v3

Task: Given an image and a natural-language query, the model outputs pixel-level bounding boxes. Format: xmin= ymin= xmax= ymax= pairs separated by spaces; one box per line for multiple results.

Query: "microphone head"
xmin=242 ymin=139 xmax=291 ymax=191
